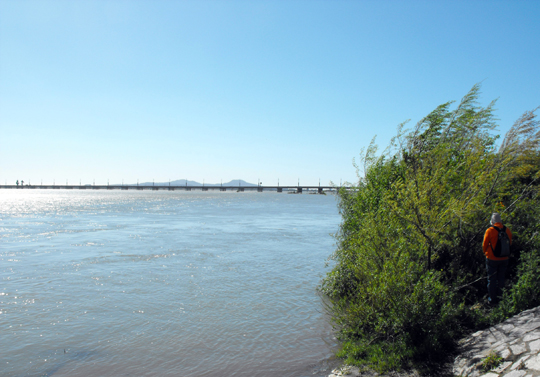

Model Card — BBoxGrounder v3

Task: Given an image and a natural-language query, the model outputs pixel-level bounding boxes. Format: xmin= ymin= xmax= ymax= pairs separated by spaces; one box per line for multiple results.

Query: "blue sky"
xmin=1 ymin=0 xmax=539 ymax=186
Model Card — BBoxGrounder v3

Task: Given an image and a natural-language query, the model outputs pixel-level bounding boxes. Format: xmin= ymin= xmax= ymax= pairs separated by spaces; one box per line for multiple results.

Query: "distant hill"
xmin=126 ymin=179 xmax=257 ymax=187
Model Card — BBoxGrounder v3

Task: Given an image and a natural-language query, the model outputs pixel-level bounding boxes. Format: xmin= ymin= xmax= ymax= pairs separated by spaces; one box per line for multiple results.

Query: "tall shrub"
xmin=322 ymin=85 xmax=540 ymax=371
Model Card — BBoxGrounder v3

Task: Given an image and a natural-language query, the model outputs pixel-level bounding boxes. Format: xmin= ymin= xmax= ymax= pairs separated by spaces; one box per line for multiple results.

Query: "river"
xmin=0 ymin=190 xmax=341 ymax=377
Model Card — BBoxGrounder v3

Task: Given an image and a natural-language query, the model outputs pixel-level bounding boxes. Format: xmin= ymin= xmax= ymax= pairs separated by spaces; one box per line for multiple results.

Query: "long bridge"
xmin=0 ymin=184 xmax=340 ymax=193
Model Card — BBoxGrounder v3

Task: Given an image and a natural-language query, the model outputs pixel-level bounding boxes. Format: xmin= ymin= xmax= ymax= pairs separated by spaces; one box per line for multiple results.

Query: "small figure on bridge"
xmin=16 ymin=180 xmax=19 ymax=186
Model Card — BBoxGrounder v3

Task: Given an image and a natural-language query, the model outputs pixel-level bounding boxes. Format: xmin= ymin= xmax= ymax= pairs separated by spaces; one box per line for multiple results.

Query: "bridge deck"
xmin=0 ymin=185 xmax=343 ymax=192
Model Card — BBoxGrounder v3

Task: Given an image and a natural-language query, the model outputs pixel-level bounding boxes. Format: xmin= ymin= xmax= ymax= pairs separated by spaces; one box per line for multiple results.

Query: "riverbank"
xmin=326 ymin=305 xmax=540 ymax=377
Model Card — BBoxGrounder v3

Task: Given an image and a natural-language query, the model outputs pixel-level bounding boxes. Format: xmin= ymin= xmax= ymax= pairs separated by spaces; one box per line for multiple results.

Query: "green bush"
xmin=321 ymin=84 xmax=540 ymax=372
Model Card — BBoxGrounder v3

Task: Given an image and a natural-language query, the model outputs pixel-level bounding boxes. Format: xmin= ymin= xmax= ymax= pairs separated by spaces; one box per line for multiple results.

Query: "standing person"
xmin=482 ymin=213 xmax=512 ymax=306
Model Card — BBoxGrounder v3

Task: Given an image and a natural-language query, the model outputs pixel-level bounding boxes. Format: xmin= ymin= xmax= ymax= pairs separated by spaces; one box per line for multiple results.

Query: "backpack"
xmin=491 ymin=226 xmax=511 ymax=257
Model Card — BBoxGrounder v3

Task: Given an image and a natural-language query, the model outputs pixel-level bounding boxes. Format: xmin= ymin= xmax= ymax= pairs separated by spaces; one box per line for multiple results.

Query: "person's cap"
xmin=491 ymin=213 xmax=502 ymax=225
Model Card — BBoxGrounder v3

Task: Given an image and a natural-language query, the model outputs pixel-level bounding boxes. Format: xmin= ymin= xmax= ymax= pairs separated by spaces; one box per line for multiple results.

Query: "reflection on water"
xmin=0 ymin=190 xmax=340 ymax=376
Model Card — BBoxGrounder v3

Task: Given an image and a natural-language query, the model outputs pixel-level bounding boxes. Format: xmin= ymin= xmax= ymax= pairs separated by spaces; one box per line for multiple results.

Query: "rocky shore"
xmin=326 ymin=306 xmax=540 ymax=377
xmin=453 ymin=305 xmax=540 ymax=377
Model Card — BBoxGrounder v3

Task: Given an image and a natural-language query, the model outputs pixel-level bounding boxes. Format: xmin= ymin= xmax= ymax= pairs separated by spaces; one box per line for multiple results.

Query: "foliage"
xmin=481 ymin=350 xmax=503 ymax=372
xmin=321 ymin=84 xmax=540 ymax=372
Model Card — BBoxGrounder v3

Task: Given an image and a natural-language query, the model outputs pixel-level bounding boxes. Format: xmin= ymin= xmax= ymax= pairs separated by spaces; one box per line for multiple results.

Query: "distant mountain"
xmin=127 ymin=179 xmax=257 ymax=187
xmin=221 ymin=179 xmax=257 ymax=187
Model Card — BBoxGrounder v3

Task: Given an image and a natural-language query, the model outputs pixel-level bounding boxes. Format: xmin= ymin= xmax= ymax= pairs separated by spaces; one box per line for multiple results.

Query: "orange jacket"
xmin=483 ymin=222 xmax=512 ymax=260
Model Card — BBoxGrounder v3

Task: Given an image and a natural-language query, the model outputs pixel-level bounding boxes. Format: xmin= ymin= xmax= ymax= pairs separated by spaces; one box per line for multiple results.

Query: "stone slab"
xmin=502 ymin=370 xmax=527 ymax=377
xmin=510 ymin=343 xmax=528 ymax=356
xmin=525 ymin=354 xmax=540 ymax=371
xmin=511 ymin=355 xmax=531 ymax=371
xmin=530 ymin=339 xmax=540 ymax=353
xmin=523 ymin=331 xmax=540 ymax=342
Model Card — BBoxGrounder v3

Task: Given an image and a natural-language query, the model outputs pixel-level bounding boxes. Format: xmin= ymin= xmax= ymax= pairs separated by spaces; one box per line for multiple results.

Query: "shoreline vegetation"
xmin=320 ymin=84 xmax=540 ymax=375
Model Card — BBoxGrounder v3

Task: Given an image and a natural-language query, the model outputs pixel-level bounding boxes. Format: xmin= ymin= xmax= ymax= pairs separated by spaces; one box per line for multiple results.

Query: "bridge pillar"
xmin=257 ymin=187 xmax=263 ymax=192
xmin=237 ymin=188 xmax=244 ymax=192
xmin=297 ymin=187 xmax=303 ymax=193
xmin=318 ymin=187 xmax=323 ymax=194
xmin=277 ymin=187 xmax=282 ymax=193
xmin=202 ymin=188 xmax=208 ymax=191
xmin=220 ymin=188 xmax=226 ymax=191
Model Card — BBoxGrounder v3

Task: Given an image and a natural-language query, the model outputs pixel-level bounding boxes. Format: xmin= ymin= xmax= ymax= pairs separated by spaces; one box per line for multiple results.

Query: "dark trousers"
xmin=486 ymin=258 xmax=508 ymax=304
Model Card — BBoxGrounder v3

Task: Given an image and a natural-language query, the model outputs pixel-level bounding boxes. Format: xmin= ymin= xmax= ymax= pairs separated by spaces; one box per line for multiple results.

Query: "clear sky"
xmin=1 ymin=0 xmax=539 ymax=186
